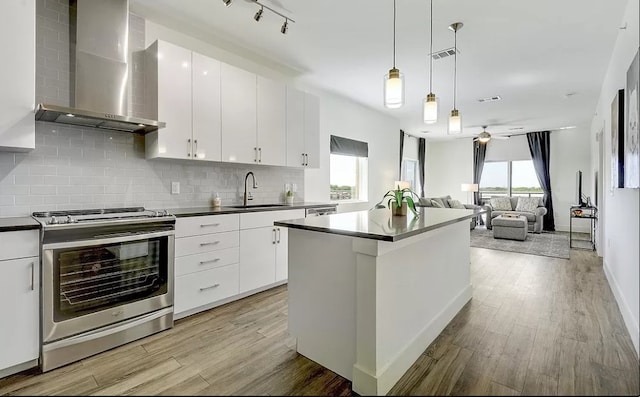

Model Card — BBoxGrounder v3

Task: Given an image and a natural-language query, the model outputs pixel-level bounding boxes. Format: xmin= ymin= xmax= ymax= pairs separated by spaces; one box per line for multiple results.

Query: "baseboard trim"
xmin=603 ymin=259 xmax=639 ymax=359
xmin=0 ymin=359 xmax=38 ymax=379
xmin=352 ymin=284 xmax=473 ymax=395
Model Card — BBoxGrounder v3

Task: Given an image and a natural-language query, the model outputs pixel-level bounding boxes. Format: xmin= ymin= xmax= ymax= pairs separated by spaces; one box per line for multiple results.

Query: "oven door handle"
xmin=42 ymin=230 xmax=175 ymax=250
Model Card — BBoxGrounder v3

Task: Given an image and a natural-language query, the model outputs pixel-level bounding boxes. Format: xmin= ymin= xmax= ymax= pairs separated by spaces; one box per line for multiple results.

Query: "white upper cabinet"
xmin=221 ymin=63 xmax=257 ymax=164
xmin=0 ymin=0 xmax=35 ymax=152
xmin=145 ymin=41 xmax=221 ymax=161
xmin=192 ymin=52 xmax=222 ymax=161
xmin=286 ymin=87 xmax=320 ymax=168
xmin=257 ymin=76 xmax=286 ymax=166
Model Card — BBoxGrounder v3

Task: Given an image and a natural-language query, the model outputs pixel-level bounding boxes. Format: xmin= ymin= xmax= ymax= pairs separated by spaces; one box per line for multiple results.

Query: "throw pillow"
xmin=431 ymin=199 xmax=444 ymax=208
xmin=490 ymin=197 xmax=513 ymax=211
xmin=418 ymin=197 xmax=433 ymax=207
xmin=447 ymin=199 xmax=466 ymax=209
xmin=515 ymin=197 xmax=541 ymax=213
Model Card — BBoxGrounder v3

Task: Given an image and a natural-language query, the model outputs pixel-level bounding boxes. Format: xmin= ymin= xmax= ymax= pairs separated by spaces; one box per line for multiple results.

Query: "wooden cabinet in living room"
xmin=0 ymin=230 xmax=39 ymax=376
xmin=286 ymin=87 xmax=320 ymax=168
xmin=144 ymin=40 xmax=221 ymax=161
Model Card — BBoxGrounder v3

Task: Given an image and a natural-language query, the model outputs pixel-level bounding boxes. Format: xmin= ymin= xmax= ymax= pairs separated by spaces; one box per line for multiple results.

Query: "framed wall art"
xmin=611 ymin=89 xmax=624 ymax=189
xmin=624 ymin=48 xmax=639 ymax=188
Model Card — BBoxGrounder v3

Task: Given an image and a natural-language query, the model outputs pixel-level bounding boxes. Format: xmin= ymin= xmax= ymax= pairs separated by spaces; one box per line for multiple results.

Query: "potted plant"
xmin=383 ymin=184 xmax=419 ymax=217
xmin=285 ymin=189 xmax=294 ymax=205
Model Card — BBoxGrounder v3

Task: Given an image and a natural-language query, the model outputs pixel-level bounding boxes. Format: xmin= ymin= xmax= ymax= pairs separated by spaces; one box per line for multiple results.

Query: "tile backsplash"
xmin=0 ymin=123 xmax=304 ymax=217
xmin=0 ymin=0 xmax=304 ymax=217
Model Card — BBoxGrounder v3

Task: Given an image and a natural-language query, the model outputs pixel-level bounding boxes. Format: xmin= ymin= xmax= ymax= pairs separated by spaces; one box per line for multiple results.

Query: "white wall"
xmin=590 ymin=0 xmax=639 ymax=357
xmin=425 ymin=139 xmax=473 ymax=204
xmin=145 ymin=20 xmax=401 ymax=214
xmin=550 ymin=128 xmax=592 ymax=232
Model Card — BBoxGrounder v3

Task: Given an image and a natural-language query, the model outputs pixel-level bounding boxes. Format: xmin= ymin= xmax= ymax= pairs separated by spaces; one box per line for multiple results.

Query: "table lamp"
xmin=394 ymin=180 xmax=411 ymax=190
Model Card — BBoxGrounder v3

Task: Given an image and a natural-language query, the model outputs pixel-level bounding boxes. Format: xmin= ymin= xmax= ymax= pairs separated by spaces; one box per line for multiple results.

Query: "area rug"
xmin=470 ymin=227 xmax=570 ymax=259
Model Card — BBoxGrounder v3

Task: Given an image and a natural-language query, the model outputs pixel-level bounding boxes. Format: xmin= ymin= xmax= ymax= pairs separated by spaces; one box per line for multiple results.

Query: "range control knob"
xmin=49 ymin=216 xmax=58 ymax=224
xmin=67 ymin=215 xmax=77 ymax=223
xmin=162 ymin=209 xmax=170 ymax=216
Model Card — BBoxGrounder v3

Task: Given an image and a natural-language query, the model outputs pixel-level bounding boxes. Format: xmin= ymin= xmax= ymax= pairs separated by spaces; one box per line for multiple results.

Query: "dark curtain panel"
xmin=472 ymin=140 xmax=487 ymax=205
xmin=418 ymin=137 xmax=426 ymax=197
xmin=399 ymin=130 xmax=405 ymax=179
xmin=527 ymin=131 xmax=556 ymax=231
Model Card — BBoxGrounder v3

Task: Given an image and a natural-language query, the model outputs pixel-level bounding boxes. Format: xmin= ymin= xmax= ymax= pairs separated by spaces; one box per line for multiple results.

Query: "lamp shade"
xmin=461 ymin=183 xmax=478 ymax=192
xmin=423 ymin=93 xmax=438 ymax=124
xmin=448 ymin=109 xmax=462 ymax=134
xmin=384 ymin=69 xmax=404 ymax=109
xmin=394 ymin=180 xmax=411 ymax=190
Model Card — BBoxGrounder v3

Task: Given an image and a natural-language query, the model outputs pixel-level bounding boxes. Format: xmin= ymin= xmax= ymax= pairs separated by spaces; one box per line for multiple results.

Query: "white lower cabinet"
xmin=239 ymin=209 xmax=305 ymax=294
xmin=173 ymin=209 xmax=305 ymax=318
xmin=0 ymin=230 xmax=39 ymax=375
xmin=174 ymin=215 xmax=240 ymax=318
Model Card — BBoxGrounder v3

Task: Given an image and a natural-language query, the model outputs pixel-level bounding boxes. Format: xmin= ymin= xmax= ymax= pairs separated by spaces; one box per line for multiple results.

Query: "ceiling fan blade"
xmin=492 ymin=135 xmax=510 ymax=140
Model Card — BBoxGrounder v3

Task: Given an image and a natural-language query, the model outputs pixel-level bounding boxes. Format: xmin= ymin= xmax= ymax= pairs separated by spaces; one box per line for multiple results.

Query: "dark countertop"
xmin=0 ymin=216 xmax=41 ymax=232
xmin=164 ymin=202 xmax=338 ymax=218
xmin=274 ymin=207 xmax=483 ymax=242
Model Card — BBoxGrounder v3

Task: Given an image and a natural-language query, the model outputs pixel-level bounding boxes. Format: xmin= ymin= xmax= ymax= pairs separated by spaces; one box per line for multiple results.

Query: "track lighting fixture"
xmin=254 ymin=6 xmax=263 ymax=21
xmin=222 ymin=0 xmax=295 ymax=35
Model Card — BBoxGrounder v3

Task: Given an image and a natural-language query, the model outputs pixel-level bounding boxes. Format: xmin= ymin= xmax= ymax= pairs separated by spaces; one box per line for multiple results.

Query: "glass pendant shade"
xmin=448 ymin=109 xmax=462 ymax=134
xmin=384 ymin=68 xmax=404 ymax=109
xmin=423 ymin=93 xmax=438 ymax=124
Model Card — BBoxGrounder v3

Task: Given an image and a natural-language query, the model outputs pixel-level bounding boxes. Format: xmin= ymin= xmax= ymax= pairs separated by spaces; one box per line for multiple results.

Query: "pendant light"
xmin=423 ymin=0 xmax=438 ymax=124
xmin=448 ymin=22 xmax=463 ymax=134
xmin=384 ymin=0 xmax=404 ymax=109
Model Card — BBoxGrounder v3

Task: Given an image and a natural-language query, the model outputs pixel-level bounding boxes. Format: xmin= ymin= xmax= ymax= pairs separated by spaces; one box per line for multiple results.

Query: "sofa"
xmin=416 ymin=195 xmax=486 ymax=230
xmin=485 ymin=196 xmax=547 ymax=233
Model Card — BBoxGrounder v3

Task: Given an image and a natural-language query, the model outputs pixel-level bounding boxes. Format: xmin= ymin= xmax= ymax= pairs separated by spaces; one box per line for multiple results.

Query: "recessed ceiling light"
xmin=557 ymin=126 xmax=576 ymax=130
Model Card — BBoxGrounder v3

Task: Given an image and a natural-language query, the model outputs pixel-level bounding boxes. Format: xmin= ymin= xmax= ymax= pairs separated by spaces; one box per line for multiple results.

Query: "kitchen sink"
xmin=227 ymin=204 xmax=291 ymax=209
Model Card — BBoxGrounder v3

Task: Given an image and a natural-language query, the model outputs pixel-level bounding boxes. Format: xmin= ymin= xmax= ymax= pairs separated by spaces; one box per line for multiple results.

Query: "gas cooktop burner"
xmin=32 ymin=206 xmax=174 ymax=227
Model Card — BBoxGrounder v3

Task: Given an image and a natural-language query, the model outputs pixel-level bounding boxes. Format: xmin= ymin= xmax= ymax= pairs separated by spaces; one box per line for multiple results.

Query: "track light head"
xmin=281 ymin=19 xmax=288 ymax=34
xmin=254 ymin=7 xmax=263 ymax=21
xmin=222 ymin=0 xmax=232 ymax=7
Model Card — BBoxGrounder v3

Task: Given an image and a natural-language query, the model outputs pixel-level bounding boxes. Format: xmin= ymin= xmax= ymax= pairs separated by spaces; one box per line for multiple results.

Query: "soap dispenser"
xmin=212 ymin=193 xmax=221 ymax=208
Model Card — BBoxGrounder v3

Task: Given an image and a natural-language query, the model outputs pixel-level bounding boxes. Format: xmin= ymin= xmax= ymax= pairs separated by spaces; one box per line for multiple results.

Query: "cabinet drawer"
xmin=0 ymin=230 xmax=39 ymax=261
xmin=175 ymin=231 xmax=239 ymax=257
xmin=175 ymin=247 xmax=239 ymax=277
xmin=175 ymin=214 xmax=239 ymax=238
xmin=175 ymin=264 xmax=239 ymax=314
xmin=240 ymin=209 xmax=305 ymax=229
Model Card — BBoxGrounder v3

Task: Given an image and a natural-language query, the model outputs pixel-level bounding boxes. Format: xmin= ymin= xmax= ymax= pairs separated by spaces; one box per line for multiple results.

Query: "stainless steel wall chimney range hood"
xmin=35 ymin=0 xmax=164 ymax=134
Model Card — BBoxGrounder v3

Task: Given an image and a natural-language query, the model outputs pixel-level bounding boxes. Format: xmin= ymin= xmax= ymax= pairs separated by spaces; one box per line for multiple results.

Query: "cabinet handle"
xmin=187 ymin=139 xmax=191 ymax=157
xmin=194 ymin=139 xmax=198 ymax=159
xmin=30 ymin=262 xmax=35 ymax=291
xmin=254 ymin=147 xmax=258 ymax=162
xmin=199 ymin=258 xmax=220 ymax=265
xmin=302 ymin=153 xmax=305 ymax=166
xmin=200 ymin=223 xmax=221 ymax=228
xmin=304 ymin=153 xmax=309 ymax=166
xmin=272 ymin=228 xmax=277 ymax=244
xmin=200 ymin=241 xmax=220 ymax=246
xmin=276 ymin=228 xmax=281 ymax=243
xmin=258 ymin=147 xmax=262 ymax=163
xmin=199 ymin=283 xmax=220 ymax=291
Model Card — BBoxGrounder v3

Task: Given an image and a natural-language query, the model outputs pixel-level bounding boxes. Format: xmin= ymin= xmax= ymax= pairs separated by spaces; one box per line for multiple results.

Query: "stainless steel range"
xmin=32 ymin=207 xmax=175 ymax=372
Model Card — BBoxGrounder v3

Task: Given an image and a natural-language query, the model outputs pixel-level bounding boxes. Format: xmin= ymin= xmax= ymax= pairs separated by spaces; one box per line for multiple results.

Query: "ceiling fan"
xmin=474 ymin=125 xmax=510 ymax=143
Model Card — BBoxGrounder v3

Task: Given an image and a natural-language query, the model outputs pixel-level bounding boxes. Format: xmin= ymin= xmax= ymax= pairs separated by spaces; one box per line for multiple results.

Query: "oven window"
xmin=53 ymin=236 xmax=169 ymax=321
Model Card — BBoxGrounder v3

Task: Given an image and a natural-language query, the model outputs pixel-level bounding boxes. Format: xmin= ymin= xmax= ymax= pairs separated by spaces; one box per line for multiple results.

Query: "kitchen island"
xmin=274 ymin=207 xmax=481 ymax=395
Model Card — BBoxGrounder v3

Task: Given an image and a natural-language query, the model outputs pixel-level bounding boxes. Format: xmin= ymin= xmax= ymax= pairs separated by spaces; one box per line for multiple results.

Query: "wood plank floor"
xmin=1 ymin=248 xmax=638 ymax=396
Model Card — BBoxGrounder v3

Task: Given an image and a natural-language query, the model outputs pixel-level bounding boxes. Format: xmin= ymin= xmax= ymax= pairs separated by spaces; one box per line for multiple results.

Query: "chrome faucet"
xmin=243 ymin=171 xmax=258 ymax=206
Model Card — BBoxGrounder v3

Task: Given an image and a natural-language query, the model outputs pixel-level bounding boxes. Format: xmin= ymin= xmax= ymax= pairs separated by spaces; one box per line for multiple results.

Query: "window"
xmin=329 ymin=135 xmax=368 ymax=201
xmin=402 ymin=159 xmax=418 ymax=192
xmin=480 ymin=160 xmax=542 ymax=200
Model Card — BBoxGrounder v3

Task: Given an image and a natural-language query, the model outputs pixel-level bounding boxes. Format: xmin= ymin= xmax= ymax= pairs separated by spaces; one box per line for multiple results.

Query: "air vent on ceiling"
xmin=509 ymin=127 xmax=524 ymax=131
xmin=428 ymin=46 xmax=459 ymax=60
xmin=478 ymin=95 xmax=502 ymax=103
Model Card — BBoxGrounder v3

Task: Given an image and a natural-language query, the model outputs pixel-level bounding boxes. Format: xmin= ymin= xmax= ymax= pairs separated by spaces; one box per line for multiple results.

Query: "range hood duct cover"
xmin=34 ymin=0 xmax=164 ymax=134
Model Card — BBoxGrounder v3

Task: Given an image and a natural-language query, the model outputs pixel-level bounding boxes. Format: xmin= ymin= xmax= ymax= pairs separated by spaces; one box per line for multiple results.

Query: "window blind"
xmin=330 ymin=135 xmax=368 ymax=158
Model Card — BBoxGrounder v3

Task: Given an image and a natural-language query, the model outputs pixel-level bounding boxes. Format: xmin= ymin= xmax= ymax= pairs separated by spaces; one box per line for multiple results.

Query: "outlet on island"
xmin=171 ymin=181 xmax=180 ymax=194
